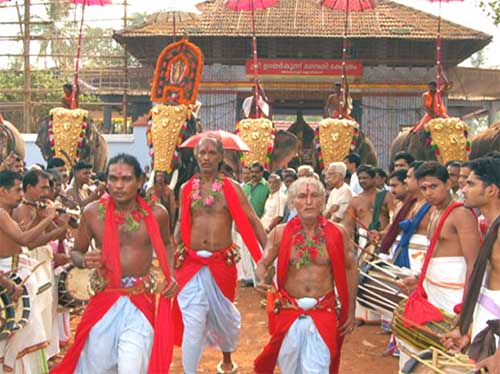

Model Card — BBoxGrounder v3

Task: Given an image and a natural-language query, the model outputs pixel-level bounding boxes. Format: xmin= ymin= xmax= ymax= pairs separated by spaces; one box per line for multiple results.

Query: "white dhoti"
xmin=232 ymin=226 xmax=255 ymax=283
xmin=75 ymin=296 xmax=153 ymax=374
xmin=472 ymin=287 xmax=500 ymax=346
xmin=178 ymin=266 xmax=241 ymax=374
xmin=0 ymin=255 xmax=49 ymax=374
xmin=277 ymin=302 xmax=330 ymax=374
xmin=390 ymin=233 xmax=429 ymax=274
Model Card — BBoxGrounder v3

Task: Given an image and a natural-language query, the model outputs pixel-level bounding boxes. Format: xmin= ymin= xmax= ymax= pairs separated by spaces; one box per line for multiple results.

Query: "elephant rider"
xmin=324 ymin=68 xmax=353 ymax=120
xmin=412 ymin=72 xmax=451 ymax=133
xmin=254 ymin=177 xmax=357 ymax=374
xmin=173 ymin=136 xmax=266 ymax=374
xmin=65 ymin=161 xmax=105 ymax=209
xmin=241 ymin=82 xmax=271 ymax=119
xmin=62 ymin=82 xmax=79 ymax=109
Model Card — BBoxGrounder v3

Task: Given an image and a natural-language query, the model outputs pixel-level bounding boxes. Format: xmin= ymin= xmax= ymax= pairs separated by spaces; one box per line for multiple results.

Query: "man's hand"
xmin=399 ymin=276 xmax=418 ymax=295
xmin=12 ymin=284 xmax=24 ymax=302
xmin=476 ymin=347 xmax=500 ymax=374
xmin=161 ymin=276 xmax=178 ymax=298
xmin=83 ymin=249 xmax=102 ymax=269
xmin=40 ymin=200 xmax=58 ymax=220
xmin=256 ymin=282 xmax=273 ymax=299
xmin=439 ymin=328 xmax=470 ymax=353
xmin=367 ymin=230 xmax=381 ymax=245
xmin=54 ymin=253 xmax=71 ymax=267
xmin=339 ymin=310 xmax=356 ymax=336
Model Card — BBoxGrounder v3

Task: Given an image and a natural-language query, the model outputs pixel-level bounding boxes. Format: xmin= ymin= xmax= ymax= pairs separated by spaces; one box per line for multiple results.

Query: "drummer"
xmin=0 ymin=170 xmax=61 ymax=372
xmin=440 ymin=158 xmax=500 ymax=371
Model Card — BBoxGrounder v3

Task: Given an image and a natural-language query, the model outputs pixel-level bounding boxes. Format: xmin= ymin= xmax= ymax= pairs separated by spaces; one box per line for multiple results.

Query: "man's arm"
xmin=341 ymin=200 xmax=357 ymax=238
xmin=0 ymin=207 xmax=57 ymax=247
xmin=173 ymin=183 xmax=186 ymax=246
xmin=255 ymin=225 xmax=283 ymax=284
xmin=232 ymin=181 xmax=267 ymax=249
xmin=26 ymin=224 xmax=68 ymax=249
xmin=423 ymin=92 xmax=433 ymax=116
xmin=338 ymin=224 xmax=357 ymax=335
xmin=70 ymin=205 xmax=96 ymax=268
xmin=324 ymin=95 xmax=334 ymax=118
xmin=153 ymin=204 xmax=173 ymax=271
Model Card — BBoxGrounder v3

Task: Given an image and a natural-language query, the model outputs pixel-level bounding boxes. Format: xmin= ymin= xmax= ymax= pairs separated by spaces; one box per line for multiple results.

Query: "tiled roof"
xmin=115 ymin=0 xmax=490 ymax=41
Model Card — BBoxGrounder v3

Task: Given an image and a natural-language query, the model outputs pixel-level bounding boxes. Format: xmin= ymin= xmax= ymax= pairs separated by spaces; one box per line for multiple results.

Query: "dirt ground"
xmin=61 ymin=285 xmax=399 ymax=374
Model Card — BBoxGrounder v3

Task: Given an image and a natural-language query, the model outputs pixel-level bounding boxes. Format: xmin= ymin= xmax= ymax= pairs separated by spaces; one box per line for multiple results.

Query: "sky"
xmin=0 ymin=0 xmax=499 ymax=68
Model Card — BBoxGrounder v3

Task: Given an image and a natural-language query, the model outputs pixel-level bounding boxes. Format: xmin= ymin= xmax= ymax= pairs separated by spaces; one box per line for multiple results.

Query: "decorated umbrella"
xmin=150 ymin=0 xmax=204 ymax=42
xmin=224 ymin=0 xmax=279 ymax=117
xmin=318 ymin=0 xmax=376 ymax=109
xmin=179 ymin=130 xmax=251 ymax=152
xmin=67 ymin=0 xmax=112 ymax=109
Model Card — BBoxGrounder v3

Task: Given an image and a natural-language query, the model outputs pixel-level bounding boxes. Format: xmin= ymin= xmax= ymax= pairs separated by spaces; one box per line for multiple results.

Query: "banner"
xmin=245 ymin=59 xmax=363 ymax=77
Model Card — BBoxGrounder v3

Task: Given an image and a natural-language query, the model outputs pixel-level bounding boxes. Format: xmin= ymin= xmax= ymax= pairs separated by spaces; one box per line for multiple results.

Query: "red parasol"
xmin=66 ymin=0 xmax=112 ymax=109
xmin=224 ymin=0 xmax=279 ymax=117
xmin=319 ymin=0 xmax=376 ymax=110
xmin=179 ymin=130 xmax=251 ymax=152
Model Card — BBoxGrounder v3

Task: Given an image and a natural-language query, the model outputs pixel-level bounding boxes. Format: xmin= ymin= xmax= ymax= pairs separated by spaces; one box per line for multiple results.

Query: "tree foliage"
xmin=479 ymin=0 xmax=500 ymax=25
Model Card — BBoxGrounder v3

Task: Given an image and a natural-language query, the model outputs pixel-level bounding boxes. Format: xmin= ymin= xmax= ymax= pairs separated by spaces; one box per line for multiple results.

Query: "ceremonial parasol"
xmin=66 ymin=0 xmax=112 ymax=109
xmin=224 ymin=0 xmax=279 ymax=117
xmin=179 ymin=130 xmax=251 ymax=152
xmin=151 ymin=0 xmax=204 ymax=41
xmin=318 ymin=0 xmax=376 ymax=109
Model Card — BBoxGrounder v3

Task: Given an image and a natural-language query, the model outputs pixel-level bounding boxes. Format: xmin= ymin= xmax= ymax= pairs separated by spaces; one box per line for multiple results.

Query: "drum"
xmin=357 ymin=260 xmax=412 ymax=316
xmin=392 ymin=299 xmax=455 ymax=352
xmin=57 ymin=264 xmax=92 ymax=309
xmin=8 ymin=272 xmax=31 ymax=331
xmin=401 ymin=348 xmax=485 ymax=374
xmin=0 ymin=285 xmax=16 ymax=340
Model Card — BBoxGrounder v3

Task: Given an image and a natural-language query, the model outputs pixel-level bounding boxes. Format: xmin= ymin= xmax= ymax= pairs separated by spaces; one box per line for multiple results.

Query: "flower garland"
xmin=290 ymin=216 xmax=327 ymax=269
xmin=47 ymin=113 xmax=88 ymax=162
xmin=314 ymin=123 xmax=359 ymax=170
xmin=98 ymin=196 xmax=149 ymax=232
xmin=190 ymin=174 xmax=223 ymax=208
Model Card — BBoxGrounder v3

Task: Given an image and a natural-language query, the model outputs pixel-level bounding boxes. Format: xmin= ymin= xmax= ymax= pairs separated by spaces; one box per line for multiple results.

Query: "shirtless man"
xmin=52 ymin=153 xmax=177 ymax=374
xmin=254 ymin=177 xmax=357 ymax=373
xmin=439 ymin=158 xmax=500 ymax=373
xmin=0 ymin=170 xmax=60 ymax=372
xmin=65 ymin=161 xmax=105 ymax=209
xmin=146 ymin=170 xmax=176 ymax=232
xmin=173 ymin=136 xmax=266 ymax=374
xmin=323 ymin=76 xmax=353 ymax=119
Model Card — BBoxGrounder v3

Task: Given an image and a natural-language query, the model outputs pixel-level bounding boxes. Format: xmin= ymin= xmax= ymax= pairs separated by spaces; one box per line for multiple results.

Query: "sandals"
xmin=216 ymin=361 xmax=239 ymax=374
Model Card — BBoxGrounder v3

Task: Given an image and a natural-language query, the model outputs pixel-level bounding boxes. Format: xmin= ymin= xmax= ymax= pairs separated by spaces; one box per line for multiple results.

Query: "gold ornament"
xmin=318 ymin=118 xmax=357 ymax=166
xmin=150 ymin=104 xmax=188 ymax=172
xmin=49 ymin=108 xmax=88 ymax=167
xmin=425 ymin=117 xmax=469 ymax=164
xmin=238 ymin=118 xmax=274 ymax=166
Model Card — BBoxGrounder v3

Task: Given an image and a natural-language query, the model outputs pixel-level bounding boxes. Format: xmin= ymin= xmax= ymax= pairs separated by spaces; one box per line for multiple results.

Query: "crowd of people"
xmin=1 ymin=136 xmax=500 ymax=374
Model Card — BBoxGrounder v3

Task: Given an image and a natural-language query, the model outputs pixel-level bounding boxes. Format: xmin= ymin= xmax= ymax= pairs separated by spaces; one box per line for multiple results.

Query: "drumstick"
xmin=20 ymin=261 xmax=48 ymax=286
xmin=348 ymin=210 xmax=369 ymax=232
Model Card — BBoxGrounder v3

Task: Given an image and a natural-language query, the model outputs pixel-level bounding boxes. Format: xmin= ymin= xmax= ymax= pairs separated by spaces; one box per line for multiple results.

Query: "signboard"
xmin=245 ymin=59 xmax=363 ymax=77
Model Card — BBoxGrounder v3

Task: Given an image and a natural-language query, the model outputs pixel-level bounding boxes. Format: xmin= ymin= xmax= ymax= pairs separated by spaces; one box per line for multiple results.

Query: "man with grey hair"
xmin=324 ymin=162 xmax=352 ymax=222
xmin=255 ymin=177 xmax=357 ymax=374
xmin=297 ymin=164 xmax=314 ymax=178
xmin=261 ymin=174 xmax=287 ymax=233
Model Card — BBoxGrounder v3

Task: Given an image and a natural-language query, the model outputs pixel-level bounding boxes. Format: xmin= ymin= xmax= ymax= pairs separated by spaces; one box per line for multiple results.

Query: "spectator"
xmin=261 ymin=174 xmax=287 ymax=233
xmin=393 ymin=151 xmax=415 ymax=171
xmin=243 ymin=162 xmax=269 ymax=218
xmin=374 ymin=168 xmax=389 ymax=191
xmin=343 ymin=152 xmax=362 ymax=195
xmin=324 ymin=162 xmax=352 ymax=222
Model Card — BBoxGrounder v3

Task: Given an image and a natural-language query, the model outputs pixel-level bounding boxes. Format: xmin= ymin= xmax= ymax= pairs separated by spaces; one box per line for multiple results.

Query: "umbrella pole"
xmin=173 ymin=15 xmax=176 ymax=42
xmin=72 ymin=0 xmax=86 ymax=109
xmin=436 ymin=0 xmax=443 ymax=112
xmin=341 ymin=0 xmax=349 ymax=112
xmin=251 ymin=1 xmax=260 ymax=118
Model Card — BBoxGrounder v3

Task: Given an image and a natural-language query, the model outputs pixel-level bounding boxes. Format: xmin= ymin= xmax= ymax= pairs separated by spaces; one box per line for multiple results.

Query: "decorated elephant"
xmin=0 ymin=118 xmax=26 ymax=163
xmin=36 ymin=108 xmax=108 ymax=172
xmin=390 ymin=118 xmax=470 ymax=164
xmin=470 ymin=122 xmax=500 ymax=159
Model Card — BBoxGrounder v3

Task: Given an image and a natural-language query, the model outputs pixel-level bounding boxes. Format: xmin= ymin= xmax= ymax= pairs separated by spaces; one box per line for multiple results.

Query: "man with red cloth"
xmin=51 ymin=153 xmax=177 ymax=374
xmin=173 ymin=136 xmax=267 ymax=374
xmin=254 ymin=177 xmax=357 ymax=374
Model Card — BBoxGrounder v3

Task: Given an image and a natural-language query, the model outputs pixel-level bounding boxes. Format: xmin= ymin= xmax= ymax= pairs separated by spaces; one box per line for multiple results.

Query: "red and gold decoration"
xmin=315 ymin=118 xmax=359 ymax=169
xmin=424 ymin=117 xmax=470 ymax=164
xmin=48 ymin=108 xmax=89 ymax=167
xmin=236 ymin=118 xmax=275 ymax=169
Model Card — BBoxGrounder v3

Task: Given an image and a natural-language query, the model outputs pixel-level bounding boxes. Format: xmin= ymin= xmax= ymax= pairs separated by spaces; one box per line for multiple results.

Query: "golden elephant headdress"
xmin=424 ymin=117 xmax=470 ymax=164
xmin=315 ymin=118 xmax=359 ymax=169
xmin=236 ymin=118 xmax=275 ymax=169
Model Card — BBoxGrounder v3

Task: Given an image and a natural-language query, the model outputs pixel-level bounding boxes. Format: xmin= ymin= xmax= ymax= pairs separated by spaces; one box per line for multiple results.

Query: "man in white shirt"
xmin=324 ymin=162 xmax=352 ymax=222
xmin=261 ymin=174 xmax=287 ymax=233
xmin=343 ymin=152 xmax=362 ymax=195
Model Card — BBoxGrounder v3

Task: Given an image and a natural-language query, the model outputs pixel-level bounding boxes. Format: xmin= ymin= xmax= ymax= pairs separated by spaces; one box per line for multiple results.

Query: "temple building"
xmin=111 ymin=0 xmax=499 ymax=167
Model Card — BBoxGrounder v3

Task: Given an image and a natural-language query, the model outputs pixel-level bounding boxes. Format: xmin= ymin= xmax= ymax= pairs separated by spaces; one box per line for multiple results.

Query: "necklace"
xmin=292 ymin=216 xmax=327 ymax=270
xmin=191 ymin=174 xmax=223 ymax=208
xmin=98 ymin=198 xmax=148 ymax=232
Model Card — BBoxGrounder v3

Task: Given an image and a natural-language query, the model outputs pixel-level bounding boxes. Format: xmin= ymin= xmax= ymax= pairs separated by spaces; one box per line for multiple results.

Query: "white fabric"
xmin=423 ymin=256 xmax=466 ymax=315
xmin=472 ymin=287 xmax=500 ymax=346
xmin=75 ymin=296 xmax=153 ymax=374
xmin=451 ymin=188 xmax=464 ymax=203
xmin=277 ymin=316 xmax=331 ymax=374
xmin=242 ymin=95 xmax=270 ymax=118
xmin=261 ymin=190 xmax=287 ymax=230
xmin=390 ymin=233 xmax=429 ymax=275
xmin=326 ymin=183 xmax=352 ymax=221
xmin=233 ymin=226 xmax=255 ymax=282
xmin=178 ymin=266 xmax=241 ymax=374
xmin=349 ymin=172 xmax=363 ymax=196
xmin=0 ymin=255 xmax=48 ymax=374
xmin=296 ymin=297 xmax=318 ymax=311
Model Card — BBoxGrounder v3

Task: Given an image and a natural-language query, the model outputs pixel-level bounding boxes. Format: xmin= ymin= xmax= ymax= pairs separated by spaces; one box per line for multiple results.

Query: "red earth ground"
xmin=59 ymin=285 xmax=399 ymax=373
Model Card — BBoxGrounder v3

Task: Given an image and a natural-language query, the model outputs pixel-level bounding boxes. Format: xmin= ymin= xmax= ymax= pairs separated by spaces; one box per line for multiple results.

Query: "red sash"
xmin=51 ymin=195 xmax=173 ymax=374
xmin=254 ymin=217 xmax=349 ymax=374
xmin=403 ymin=201 xmax=462 ymax=326
xmin=172 ymin=175 xmax=262 ymax=346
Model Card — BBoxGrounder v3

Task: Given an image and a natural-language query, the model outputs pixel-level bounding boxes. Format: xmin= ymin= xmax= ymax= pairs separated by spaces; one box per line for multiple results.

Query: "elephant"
xmin=0 ymin=119 xmax=26 ymax=163
xmin=470 ymin=122 xmax=500 ymax=159
xmin=390 ymin=129 xmax=438 ymax=163
xmin=36 ymin=116 xmax=108 ymax=172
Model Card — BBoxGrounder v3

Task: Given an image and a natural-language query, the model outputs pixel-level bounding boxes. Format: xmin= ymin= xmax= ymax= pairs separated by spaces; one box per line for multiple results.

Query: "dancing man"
xmin=51 ymin=153 xmax=177 ymax=374
xmin=173 ymin=136 xmax=266 ymax=374
xmin=254 ymin=177 xmax=357 ymax=373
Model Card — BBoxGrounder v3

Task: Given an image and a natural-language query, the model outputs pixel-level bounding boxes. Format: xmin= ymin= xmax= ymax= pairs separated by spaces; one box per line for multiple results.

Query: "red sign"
xmin=245 ymin=59 xmax=363 ymax=76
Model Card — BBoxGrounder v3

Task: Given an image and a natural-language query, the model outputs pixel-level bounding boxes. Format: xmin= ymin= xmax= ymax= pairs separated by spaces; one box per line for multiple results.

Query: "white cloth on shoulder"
xmin=423 ymin=256 xmax=466 ymax=315
xmin=177 ymin=266 xmax=240 ymax=374
xmin=472 ymin=287 xmax=500 ymax=346
xmin=277 ymin=315 xmax=330 ymax=374
xmin=75 ymin=296 xmax=153 ymax=374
